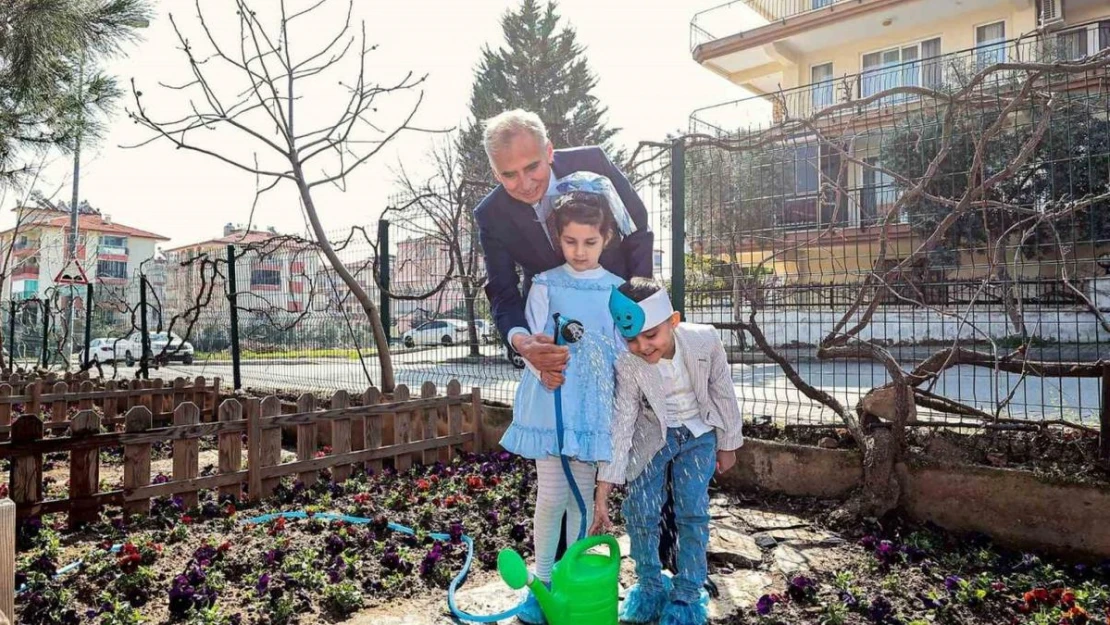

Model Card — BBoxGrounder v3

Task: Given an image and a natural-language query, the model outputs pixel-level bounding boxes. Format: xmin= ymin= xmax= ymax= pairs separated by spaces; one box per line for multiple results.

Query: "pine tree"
xmin=458 ymin=0 xmax=621 ymax=187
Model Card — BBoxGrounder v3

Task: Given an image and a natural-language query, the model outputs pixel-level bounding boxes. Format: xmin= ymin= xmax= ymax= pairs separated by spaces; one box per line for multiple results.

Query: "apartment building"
xmin=688 ymin=0 xmax=1110 ymax=288
xmin=0 ymin=204 xmax=168 ymax=303
xmin=164 ymin=224 xmax=320 ymax=317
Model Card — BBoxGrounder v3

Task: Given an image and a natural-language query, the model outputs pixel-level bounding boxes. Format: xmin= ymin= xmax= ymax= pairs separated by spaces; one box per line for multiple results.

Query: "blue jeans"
xmin=622 ymin=427 xmax=716 ymax=605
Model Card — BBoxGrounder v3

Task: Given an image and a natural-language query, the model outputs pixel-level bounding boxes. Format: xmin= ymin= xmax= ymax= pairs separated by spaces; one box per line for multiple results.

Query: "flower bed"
xmin=15 ymin=452 xmax=548 ymax=625
xmin=740 ymin=499 xmax=1110 ymax=625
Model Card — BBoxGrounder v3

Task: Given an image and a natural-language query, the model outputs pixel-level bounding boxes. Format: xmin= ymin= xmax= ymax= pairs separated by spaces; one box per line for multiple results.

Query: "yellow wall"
xmin=780 ymin=4 xmax=1040 ymax=91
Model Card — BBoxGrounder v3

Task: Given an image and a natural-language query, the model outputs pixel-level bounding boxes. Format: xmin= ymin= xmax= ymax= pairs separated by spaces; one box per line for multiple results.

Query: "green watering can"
xmin=497 ymin=534 xmax=621 ymax=625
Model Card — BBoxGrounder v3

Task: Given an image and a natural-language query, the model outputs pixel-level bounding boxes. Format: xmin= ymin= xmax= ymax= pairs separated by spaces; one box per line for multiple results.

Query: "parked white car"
xmin=80 ymin=337 xmax=134 ymax=365
xmin=401 ymin=319 xmax=469 ymax=347
xmin=147 ymin=331 xmax=195 ymax=365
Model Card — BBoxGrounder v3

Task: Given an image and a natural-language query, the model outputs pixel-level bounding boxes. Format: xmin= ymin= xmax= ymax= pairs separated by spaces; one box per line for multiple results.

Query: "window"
xmin=783 ymin=144 xmax=820 ymax=227
xmin=97 ymin=260 xmax=127 ymax=280
xmin=101 ymin=236 xmax=127 ymax=248
xmin=812 ymin=0 xmax=833 ymax=7
xmin=1102 ymin=22 xmax=1110 ymax=51
xmin=861 ymin=38 xmax=942 ymax=100
xmin=250 ymin=268 xmax=281 ymax=287
xmin=811 ymin=63 xmax=834 ymax=110
xmin=861 ymin=158 xmax=901 ymax=224
xmin=976 ymin=22 xmax=1006 ymax=68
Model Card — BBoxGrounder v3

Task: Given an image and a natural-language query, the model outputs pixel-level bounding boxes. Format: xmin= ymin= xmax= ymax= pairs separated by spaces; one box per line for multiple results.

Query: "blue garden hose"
xmin=243 ymin=510 xmax=520 ymax=623
xmin=553 ymin=314 xmax=589 ymax=543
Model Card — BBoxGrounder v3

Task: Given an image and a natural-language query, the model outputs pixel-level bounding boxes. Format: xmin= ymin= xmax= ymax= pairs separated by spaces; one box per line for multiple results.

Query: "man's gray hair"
xmin=482 ymin=109 xmax=549 ymax=161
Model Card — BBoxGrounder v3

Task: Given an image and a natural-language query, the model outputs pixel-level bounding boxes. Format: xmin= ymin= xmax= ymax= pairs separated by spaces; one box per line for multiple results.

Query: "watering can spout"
xmin=530 ymin=580 xmax=565 ymax=623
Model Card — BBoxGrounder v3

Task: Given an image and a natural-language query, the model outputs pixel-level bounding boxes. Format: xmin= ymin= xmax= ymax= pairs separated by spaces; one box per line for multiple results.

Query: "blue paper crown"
xmin=608 ymin=286 xmax=646 ymax=339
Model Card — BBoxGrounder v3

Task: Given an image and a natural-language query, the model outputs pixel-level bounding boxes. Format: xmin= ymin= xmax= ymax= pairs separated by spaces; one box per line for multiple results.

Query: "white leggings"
xmin=533 ymin=457 xmax=596 ymax=583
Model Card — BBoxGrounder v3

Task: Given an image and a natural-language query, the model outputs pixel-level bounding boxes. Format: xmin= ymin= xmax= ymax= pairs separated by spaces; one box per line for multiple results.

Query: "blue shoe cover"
xmin=518 ymin=587 xmax=547 ymax=625
xmin=619 ymin=577 xmax=673 ymax=623
xmin=659 ymin=590 xmax=710 ymax=625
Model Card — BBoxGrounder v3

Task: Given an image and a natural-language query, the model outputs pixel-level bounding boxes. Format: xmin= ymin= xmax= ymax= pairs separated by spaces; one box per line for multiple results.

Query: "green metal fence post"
xmin=670 ymin=138 xmax=686 ymax=319
xmin=226 ymin=245 xmax=242 ymax=390
xmin=41 ymin=299 xmax=50 ymax=368
xmin=139 ymin=277 xmax=150 ymax=380
xmin=7 ymin=302 xmax=14 ymax=368
xmin=83 ymin=283 xmax=93 ymax=369
xmin=378 ymin=219 xmax=391 ymax=344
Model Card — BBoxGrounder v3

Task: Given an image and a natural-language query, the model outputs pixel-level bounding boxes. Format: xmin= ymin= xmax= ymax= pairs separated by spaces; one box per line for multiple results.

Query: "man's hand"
xmin=512 ymin=333 xmax=569 ymax=374
xmin=589 ymin=482 xmax=615 ymax=536
xmin=539 ymin=370 xmax=566 ymax=391
xmin=716 ymin=449 xmax=737 ymax=475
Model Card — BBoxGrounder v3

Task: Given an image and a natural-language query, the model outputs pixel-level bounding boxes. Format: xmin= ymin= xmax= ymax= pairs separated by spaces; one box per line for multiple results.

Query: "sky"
xmin=3 ymin=0 xmax=748 ymax=250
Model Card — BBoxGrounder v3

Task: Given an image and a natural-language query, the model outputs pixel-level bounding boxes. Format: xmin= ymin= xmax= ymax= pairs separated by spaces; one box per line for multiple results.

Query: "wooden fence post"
xmin=330 ymin=390 xmax=352 ymax=483
xmin=50 ymin=382 xmax=68 ymax=429
xmin=471 ymin=387 xmax=484 ymax=454
xmin=193 ymin=377 xmax=208 ymax=422
xmin=211 ymin=377 xmax=222 ymax=421
xmin=420 ymin=382 xmax=437 ymax=466
xmin=0 ymin=497 xmax=13 ymax=623
xmin=447 ymin=380 xmax=463 ymax=460
xmin=10 ymin=415 xmax=43 ymax=515
xmin=296 ymin=394 xmax=317 ymax=487
xmin=68 ymin=410 xmax=101 ymax=529
xmin=78 ymin=380 xmax=94 ymax=414
xmin=260 ymin=396 xmax=282 ymax=498
xmin=103 ymin=380 xmax=118 ymax=423
xmin=123 ymin=406 xmax=153 ymax=520
xmin=393 ymin=385 xmax=412 ymax=473
xmin=173 ymin=402 xmax=201 ymax=510
xmin=172 ymin=378 xmax=187 ymax=414
xmin=0 ymin=385 xmax=11 ymax=443
xmin=246 ymin=399 xmax=261 ymax=502
xmin=218 ymin=399 xmax=244 ymax=502
xmin=363 ymin=388 xmax=382 ymax=476
xmin=27 ymin=380 xmax=40 ymax=417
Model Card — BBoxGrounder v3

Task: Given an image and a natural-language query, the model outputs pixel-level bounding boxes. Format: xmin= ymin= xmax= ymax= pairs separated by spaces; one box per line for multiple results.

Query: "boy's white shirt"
xmin=521 ymin=263 xmax=625 ymax=378
xmin=599 ymin=322 xmax=744 ymax=485
xmin=655 ymin=339 xmax=713 ymax=437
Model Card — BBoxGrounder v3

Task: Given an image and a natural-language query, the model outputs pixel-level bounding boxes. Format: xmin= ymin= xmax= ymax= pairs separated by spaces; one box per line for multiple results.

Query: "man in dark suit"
xmin=474 ymin=110 xmax=654 ymax=365
xmin=475 ymin=110 xmax=693 ymax=597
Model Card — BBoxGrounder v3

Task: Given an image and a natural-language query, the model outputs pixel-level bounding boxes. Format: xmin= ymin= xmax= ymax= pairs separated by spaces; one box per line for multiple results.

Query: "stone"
xmin=754 ymin=534 xmax=778 ymax=549
xmin=708 ymin=495 xmax=735 ymax=520
xmin=773 ymin=543 xmax=845 ymax=577
xmin=818 ymin=437 xmax=839 ymax=449
xmin=707 ymin=525 xmax=763 ymax=568
xmin=706 ymin=571 xmax=776 ymax=620
xmin=733 ymin=508 xmax=809 ymax=532
xmin=754 ymin=527 xmax=841 ymax=545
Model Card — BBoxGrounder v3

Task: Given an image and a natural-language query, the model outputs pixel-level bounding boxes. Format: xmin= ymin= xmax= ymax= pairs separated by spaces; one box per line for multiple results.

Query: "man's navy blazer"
xmin=475 ymin=146 xmax=654 ymax=341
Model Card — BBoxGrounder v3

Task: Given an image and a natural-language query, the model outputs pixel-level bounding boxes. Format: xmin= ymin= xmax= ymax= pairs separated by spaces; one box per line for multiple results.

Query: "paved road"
xmin=137 ymin=344 xmax=1102 ymax=428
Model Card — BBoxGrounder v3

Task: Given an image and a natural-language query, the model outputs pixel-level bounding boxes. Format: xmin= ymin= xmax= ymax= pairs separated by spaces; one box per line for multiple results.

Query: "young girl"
xmin=499 ymin=181 xmax=627 ymax=625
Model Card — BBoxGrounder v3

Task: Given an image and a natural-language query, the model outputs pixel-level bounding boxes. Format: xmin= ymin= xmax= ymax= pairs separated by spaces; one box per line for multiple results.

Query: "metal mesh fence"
xmin=684 ymin=35 xmax=1110 ymax=428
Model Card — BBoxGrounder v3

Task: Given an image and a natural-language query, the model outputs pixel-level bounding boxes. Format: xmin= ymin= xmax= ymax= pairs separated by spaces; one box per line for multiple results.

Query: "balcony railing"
xmin=11 ymin=265 xmax=39 ymax=279
xmin=97 ymin=245 xmax=129 ymax=257
xmin=691 ymin=0 xmax=850 ymax=50
xmin=690 ymin=35 xmax=1100 ymax=134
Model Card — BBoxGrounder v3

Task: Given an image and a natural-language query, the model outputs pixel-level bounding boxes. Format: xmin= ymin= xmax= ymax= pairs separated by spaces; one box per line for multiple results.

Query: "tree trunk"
xmin=292 ymin=166 xmax=395 ymax=392
xmin=464 ymin=285 xmax=480 ymax=358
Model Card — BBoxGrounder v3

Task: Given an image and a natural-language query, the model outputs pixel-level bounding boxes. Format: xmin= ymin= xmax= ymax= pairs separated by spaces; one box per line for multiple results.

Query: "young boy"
xmin=590 ymin=278 xmax=744 ymax=625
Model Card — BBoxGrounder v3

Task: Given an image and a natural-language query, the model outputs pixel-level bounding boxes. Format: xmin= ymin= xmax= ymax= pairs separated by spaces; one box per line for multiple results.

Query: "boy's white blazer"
xmin=599 ymin=322 xmax=744 ymax=485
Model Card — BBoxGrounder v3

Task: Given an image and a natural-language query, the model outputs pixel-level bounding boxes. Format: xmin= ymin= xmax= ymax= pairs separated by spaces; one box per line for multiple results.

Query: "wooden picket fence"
xmin=0 ymin=377 xmax=222 ymax=439
xmin=0 ymin=380 xmax=482 ymax=527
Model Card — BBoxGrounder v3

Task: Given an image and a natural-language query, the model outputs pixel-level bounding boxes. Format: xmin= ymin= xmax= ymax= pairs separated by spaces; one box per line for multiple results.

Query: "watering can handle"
xmin=563 ymin=534 xmax=620 ymax=565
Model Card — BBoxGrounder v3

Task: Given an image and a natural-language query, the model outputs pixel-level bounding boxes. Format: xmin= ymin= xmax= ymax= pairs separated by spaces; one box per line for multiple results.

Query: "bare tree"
xmin=125 ymin=0 xmax=438 ymax=392
xmin=389 ymin=137 xmax=494 ymax=357
xmin=676 ymin=49 xmax=1110 ymax=518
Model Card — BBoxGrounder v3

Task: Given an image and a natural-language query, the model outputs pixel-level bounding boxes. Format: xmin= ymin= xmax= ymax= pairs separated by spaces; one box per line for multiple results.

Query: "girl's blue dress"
xmin=501 ymin=264 xmax=624 ymax=463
